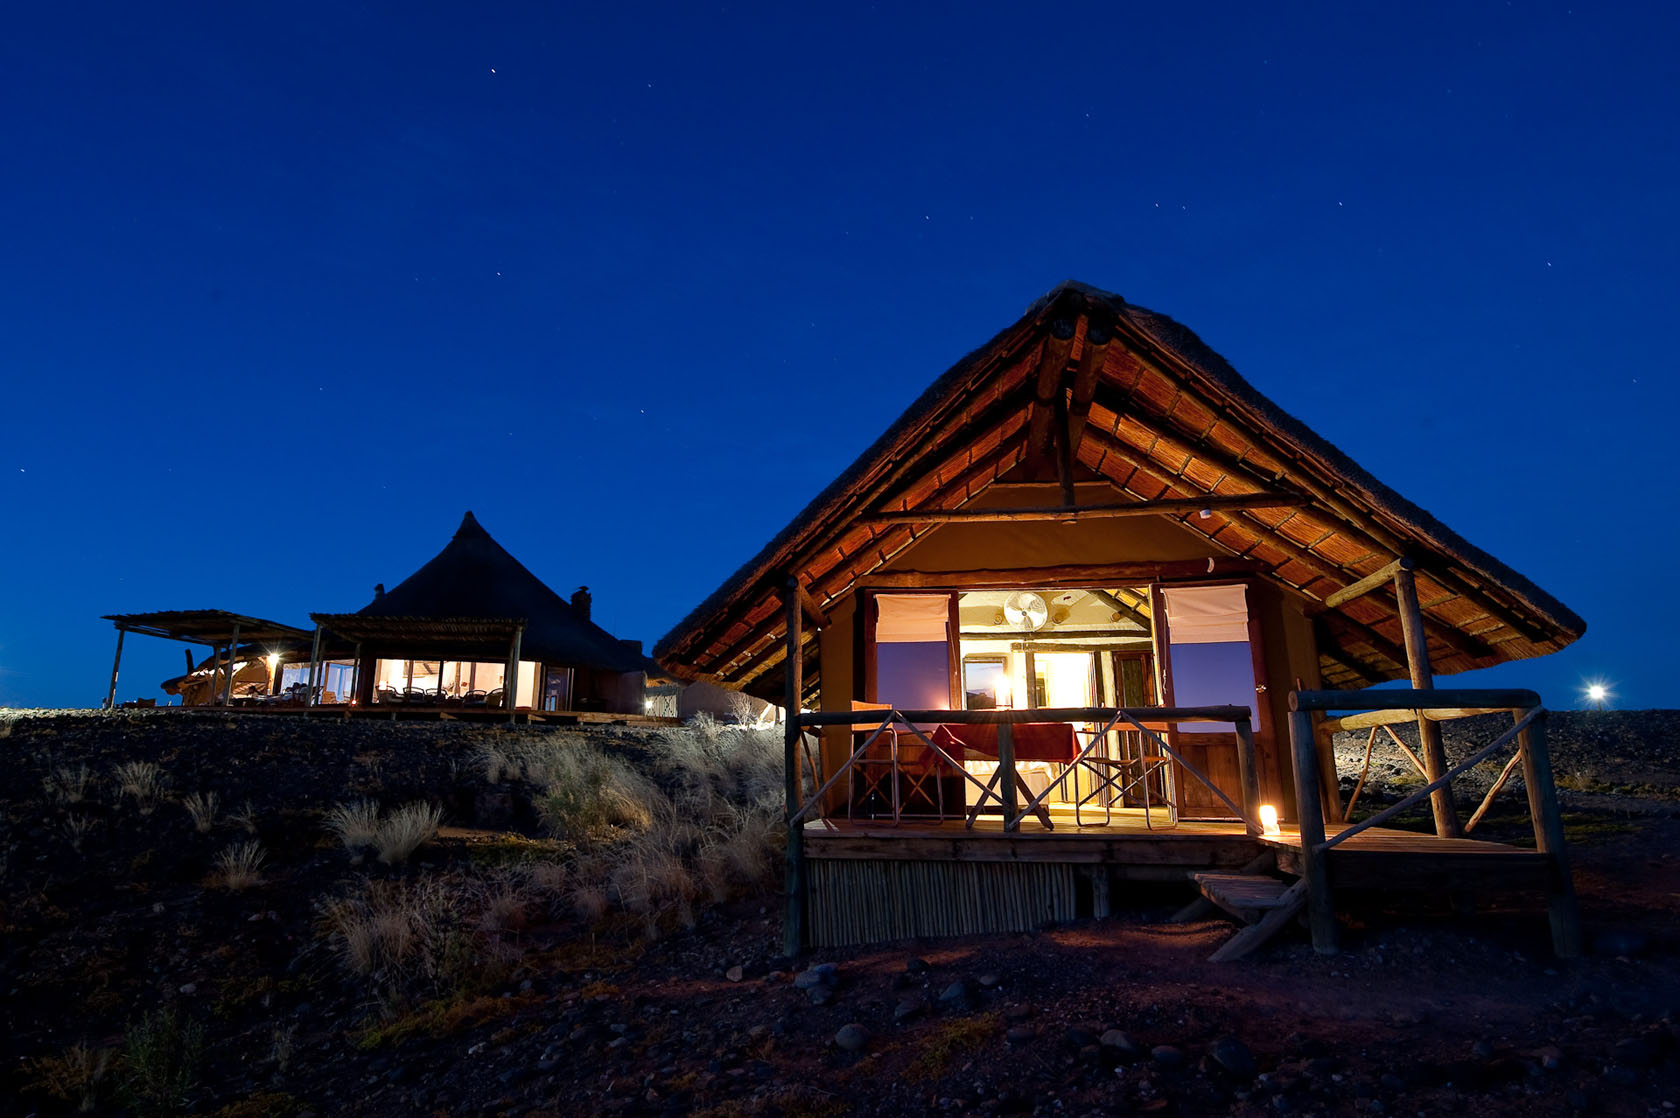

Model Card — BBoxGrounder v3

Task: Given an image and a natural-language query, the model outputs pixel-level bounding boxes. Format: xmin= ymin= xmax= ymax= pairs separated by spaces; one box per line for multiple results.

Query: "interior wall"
xmin=882 ymin=507 xmax=1223 ymax=574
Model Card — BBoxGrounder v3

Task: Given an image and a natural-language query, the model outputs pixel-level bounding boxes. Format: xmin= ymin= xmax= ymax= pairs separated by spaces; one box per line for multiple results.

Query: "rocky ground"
xmin=3 ymin=708 xmax=1678 ymax=1117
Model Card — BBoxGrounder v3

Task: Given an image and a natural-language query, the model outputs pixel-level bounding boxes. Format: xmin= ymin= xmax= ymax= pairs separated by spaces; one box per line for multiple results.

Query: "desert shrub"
xmin=45 ymin=764 xmax=94 ymax=805
xmin=267 ymin=1023 xmax=296 ymax=1072
xmin=324 ymin=799 xmax=381 ymax=854
xmin=22 ymin=1042 xmax=114 ymax=1112
xmin=374 ymin=801 xmax=442 ymax=864
xmin=122 ymin=1007 xmax=204 ymax=1117
xmin=536 ymin=744 xmax=660 ymax=839
xmin=115 ymin=760 xmax=166 ymax=814
xmin=64 ymin=813 xmax=97 ymax=852
xmin=214 ymin=841 xmax=266 ymax=889
xmin=227 ymin=799 xmax=259 ymax=834
xmin=183 ymin=791 xmax=219 ymax=833
xmin=321 ymin=877 xmax=508 ymax=1010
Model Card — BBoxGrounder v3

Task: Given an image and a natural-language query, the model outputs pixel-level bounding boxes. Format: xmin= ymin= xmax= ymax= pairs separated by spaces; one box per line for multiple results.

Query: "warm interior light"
xmin=265 ymin=652 xmax=280 ymax=672
xmin=1259 ymin=804 xmax=1280 ymax=837
xmin=992 ymin=674 xmax=1012 ymax=709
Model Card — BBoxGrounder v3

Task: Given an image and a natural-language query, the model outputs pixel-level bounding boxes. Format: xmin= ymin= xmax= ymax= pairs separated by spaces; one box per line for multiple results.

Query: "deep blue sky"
xmin=3 ymin=2 xmax=1675 ymax=711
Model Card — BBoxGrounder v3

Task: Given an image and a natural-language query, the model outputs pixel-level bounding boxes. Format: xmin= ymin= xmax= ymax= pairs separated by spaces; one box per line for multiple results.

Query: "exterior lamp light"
xmin=1258 ymin=804 xmax=1281 ymax=837
xmin=1585 ymin=682 xmax=1610 ymax=711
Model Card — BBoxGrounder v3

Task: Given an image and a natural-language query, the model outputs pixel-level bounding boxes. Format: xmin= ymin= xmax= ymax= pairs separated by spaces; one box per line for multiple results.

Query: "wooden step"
xmin=1207 ymin=879 xmax=1308 ymax=962
xmin=1193 ymin=872 xmax=1295 ymax=924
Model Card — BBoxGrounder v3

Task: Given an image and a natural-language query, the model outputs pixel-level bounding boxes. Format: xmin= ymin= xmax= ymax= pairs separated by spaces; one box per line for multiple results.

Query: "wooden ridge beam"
xmin=1063 ymin=313 xmax=1113 ymax=463
xmin=855 ymin=558 xmax=1266 ymax=590
xmin=1023 ymin=317 xmax=1080 ymax=479
xmin=858 ymin=492 xmax=1295 ymax=526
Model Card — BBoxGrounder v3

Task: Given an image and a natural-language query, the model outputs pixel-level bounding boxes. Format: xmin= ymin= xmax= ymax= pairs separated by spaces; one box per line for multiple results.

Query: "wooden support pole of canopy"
xmin=781 ymin=577 xmax=807 ymax=957
xmin=307 ymin=624 xmax=324 ymax=706
xmin=1516 ymin=709 xmax=1583 ymax=957
xmin=221 ymin=623 xmax=241 ymax=706
xmin=506 ymin=624 xmax=524 ymax=725
xmin=1393 ymin=564 xmax=1464 ymax=838
xmin=104 ymin=626 xmax=126 ymax=710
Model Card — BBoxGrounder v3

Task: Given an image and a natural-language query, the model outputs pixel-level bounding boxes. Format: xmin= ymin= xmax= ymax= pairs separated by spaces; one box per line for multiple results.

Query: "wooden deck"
xmin=805 ymin=811 xmax=1550 ymax=889
xmin=804 ymin=808 xmax=1260 ymax=879
xmin=1264 ymin=825 xmax=1552 ymax=892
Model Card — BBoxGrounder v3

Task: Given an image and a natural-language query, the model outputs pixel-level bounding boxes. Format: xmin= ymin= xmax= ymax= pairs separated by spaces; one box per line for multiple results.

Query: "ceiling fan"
xmin=1002 ymin=591 xmax=1050 ymax=633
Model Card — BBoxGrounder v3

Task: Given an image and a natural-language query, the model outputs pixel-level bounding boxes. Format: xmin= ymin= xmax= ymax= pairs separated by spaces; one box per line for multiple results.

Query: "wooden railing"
xmin=792 ymin=704 xmax=1260 ymax=833
xmin=781 ymin=704 xmax=1259 ymax=951
xmin=1288 ymin=688 xmax=1581 ymax=957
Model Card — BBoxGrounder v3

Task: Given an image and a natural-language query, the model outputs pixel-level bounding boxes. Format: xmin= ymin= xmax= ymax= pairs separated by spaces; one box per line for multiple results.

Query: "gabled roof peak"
xmin=454 ymin=510 xmax=488 ymax=540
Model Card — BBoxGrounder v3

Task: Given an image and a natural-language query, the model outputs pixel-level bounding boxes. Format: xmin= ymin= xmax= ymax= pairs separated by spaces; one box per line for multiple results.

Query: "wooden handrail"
xmin=790 ymin=705 xmax=1260 ymax=833
xmin=1317 ymin=706 xmax=1539 ymax=852
xmin=795 ymin=704 xmax=1251 ymax=727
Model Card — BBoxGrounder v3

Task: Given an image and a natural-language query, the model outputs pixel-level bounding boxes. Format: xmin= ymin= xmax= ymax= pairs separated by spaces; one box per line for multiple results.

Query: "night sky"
xmin=3 ymin=3 xmax=1675 ymax=711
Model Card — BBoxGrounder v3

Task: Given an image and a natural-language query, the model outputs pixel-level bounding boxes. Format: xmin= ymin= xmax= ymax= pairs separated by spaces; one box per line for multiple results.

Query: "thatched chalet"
xmin=106 ymin=513 xmax=658 ymax=720
xmin=312 ymin=511 xmax=655 ymax=714
xmin=655 ymin=281 xmax=1586 ymax=954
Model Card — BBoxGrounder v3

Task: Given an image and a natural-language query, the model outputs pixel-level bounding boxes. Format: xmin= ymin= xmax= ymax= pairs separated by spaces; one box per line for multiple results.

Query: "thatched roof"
xmin=322 ymin=512 xmax=653 ymax=674
xmin=655 ymin=281 xmax=1584 ymax=701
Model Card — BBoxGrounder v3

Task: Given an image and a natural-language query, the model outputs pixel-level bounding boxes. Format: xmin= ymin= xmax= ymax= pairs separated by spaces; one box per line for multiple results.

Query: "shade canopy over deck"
xmin=101 ymin=609 xmax=312 ymax=708
xmin=104 ymin=610 xmax=311 ymax=646
xmin=307 ymin=614 xmax=527 ymax=654
xmin=655 ymin=281 xmax=1585 ymax=702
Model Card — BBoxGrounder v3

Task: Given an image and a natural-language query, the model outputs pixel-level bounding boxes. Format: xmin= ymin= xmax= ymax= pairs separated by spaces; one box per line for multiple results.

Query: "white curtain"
xmin=1162 ymin=585 xmax=1249 ymax=644
xmin=875 ymin=593 xmax=950 ymax=643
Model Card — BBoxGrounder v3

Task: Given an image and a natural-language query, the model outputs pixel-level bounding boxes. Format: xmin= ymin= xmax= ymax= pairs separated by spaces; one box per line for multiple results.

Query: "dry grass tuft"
xmin=227 ymin=799 xmax=259 ymax=834
xmin=323 ymin=800 xmax=381 ymax=853
xmin=45 ymin=764 xmax=94 ymax=805
xmin=63 ymin=813 xmax=97 ymax=852
xmin=374 ymin=801 xmax=442 ymax=865
xmin=115 ymin=760 xmax=165 ymax=814
xmin=182 ymin=791 xmax=219 ymax=833
xmin=214 ymin=841 xmax=266 ymax=889
xmin=21 ymin=1043 xmax=114 ymax=1112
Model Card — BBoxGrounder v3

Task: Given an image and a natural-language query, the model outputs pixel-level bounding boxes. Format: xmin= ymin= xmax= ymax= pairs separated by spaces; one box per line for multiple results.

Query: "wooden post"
xmin=221 ymin=623 xmax=241 ymax=706
xmin=782 ymin=577 xmax=807 ymax=957
xmin=104 ymin=627 xmax=126 ymax=709
xmin=1392 ymin=564 xmax=1464 ymax=838
xmin=1234 ymin=716 xmax=1260 ymax=837
xmin=999 ymin=721 xmax=1018 ymax=831
xmin=506 ymin=625 xmax=524 ymax=724
xmin=1288 ymin=709 xmax=1338 ymax=954
xmin=352 ymin=642 xmax=368 ymax=706
xmin=1515 ymin=709 xmax=1583 ymax=957
xmin=1312 ymin=718 xmax=1345 ymax=824
xmin=306 ymin=624 xmax=324 ymax=706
